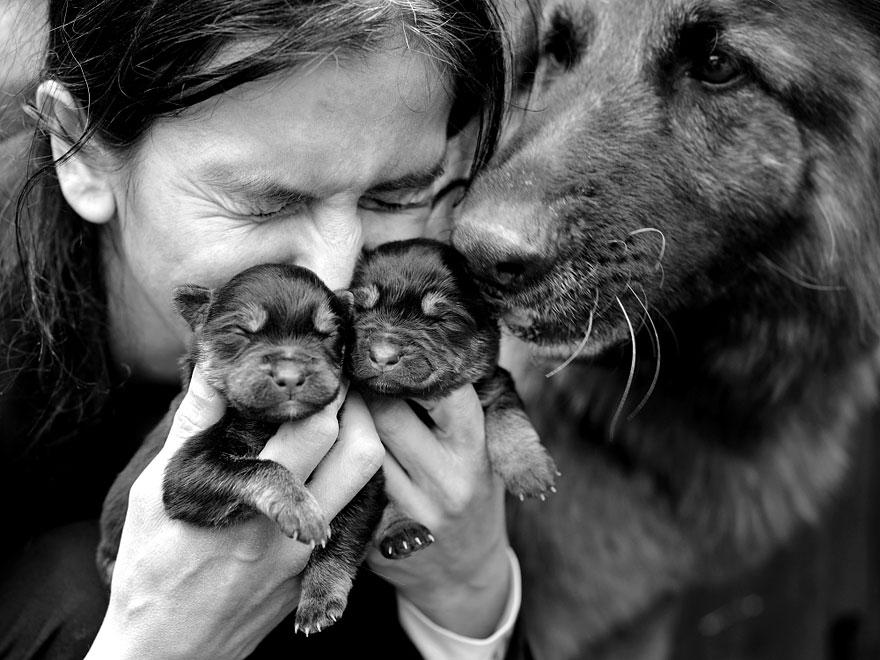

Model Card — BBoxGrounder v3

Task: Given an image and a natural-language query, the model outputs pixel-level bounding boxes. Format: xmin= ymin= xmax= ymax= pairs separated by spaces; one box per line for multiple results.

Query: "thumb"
xmin=162 ymin=366 xmax=225 ymax=456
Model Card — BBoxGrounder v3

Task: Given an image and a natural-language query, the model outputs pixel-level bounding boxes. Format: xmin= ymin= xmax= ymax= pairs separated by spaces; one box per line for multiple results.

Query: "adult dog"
xmin=453 ymin=1 xmax=880 ymax=658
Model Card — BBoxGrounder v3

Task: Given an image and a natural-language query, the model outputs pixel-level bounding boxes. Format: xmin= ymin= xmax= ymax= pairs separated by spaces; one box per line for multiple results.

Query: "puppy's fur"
xmin=97 ymin=264 xmax=385 ymax=634
xmin=348 ymin=239 xmax=557 ymax=557
xmin=453 ymin=1 xmax=880 ymax=658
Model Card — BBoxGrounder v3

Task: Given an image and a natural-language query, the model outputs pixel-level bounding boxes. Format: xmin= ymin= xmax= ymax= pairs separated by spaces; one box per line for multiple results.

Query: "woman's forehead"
xmin=132 ymin=45 xmax=453 ymax=197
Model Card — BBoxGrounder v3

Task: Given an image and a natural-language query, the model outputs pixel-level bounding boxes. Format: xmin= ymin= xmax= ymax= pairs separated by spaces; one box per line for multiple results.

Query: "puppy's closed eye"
xmin=421 ymin=291 xmax=448 ymax=317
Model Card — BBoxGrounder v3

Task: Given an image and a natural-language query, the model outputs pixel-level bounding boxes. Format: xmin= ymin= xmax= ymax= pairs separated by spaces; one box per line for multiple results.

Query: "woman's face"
xmin=103 ymin=45 xmax=458 ymax=380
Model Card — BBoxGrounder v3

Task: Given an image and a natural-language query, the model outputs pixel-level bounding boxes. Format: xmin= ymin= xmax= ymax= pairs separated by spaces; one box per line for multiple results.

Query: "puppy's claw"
xmin=550 ymin=486 xmax=557 ymax=493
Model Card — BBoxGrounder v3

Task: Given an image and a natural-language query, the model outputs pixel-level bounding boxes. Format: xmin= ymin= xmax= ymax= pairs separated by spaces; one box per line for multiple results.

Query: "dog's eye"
xmin=679 ymin=24 xmax=747 ymax=90
xmin=542 ymin=11 xmax=582 ymax=70
xmin=692 ymin=50 xmax=744 ymax=87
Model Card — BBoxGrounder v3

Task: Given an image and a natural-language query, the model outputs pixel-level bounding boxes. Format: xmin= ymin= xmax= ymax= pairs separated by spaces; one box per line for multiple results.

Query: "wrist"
xmin=399 ymin=541 xmax=512 ymax=638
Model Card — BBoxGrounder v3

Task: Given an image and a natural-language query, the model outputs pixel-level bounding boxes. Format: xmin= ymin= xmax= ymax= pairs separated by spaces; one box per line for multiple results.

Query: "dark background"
xmin=672 ymin=408 xmax=880 ymax=660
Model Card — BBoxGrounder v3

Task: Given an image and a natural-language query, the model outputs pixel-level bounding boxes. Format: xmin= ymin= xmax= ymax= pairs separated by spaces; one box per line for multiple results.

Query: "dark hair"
xmin=0 ymin=0 xmax=507 ymax=449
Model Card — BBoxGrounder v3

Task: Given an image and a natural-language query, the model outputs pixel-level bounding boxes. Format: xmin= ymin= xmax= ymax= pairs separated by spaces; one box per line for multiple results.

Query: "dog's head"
xmin=348 ymin=238 xmax=498 ymax=398
xmin=175 ymin=263 xmax=348 ymax=422
xmin=455 ymin=0 xmax=880 ymax=358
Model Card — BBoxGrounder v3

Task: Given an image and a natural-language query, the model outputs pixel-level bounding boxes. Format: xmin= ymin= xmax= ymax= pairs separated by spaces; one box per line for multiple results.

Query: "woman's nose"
xmin=298 ymin=201 xmax=364 ymax=289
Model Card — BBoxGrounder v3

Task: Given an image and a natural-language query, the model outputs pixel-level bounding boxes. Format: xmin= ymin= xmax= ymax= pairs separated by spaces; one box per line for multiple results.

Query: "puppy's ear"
xmin=334 ymin=289 xmax=355 ymax=319
xmin=173 ymin=285 xmax=213 ymax=330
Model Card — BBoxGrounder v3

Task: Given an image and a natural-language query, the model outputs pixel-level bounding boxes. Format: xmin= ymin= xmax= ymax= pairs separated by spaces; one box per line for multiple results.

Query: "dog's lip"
xmin=502 ymin=307 xmax=536 ymax=329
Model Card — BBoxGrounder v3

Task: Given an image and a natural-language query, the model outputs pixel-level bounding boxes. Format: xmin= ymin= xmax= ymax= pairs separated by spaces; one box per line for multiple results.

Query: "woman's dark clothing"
xmin=0 ymin=378 xmax=529 ymax=659
xmin=0 ymin=522 xmax=420 ymax=659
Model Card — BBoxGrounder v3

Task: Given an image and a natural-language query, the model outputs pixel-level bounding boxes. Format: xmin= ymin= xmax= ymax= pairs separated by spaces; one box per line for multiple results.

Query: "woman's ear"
xmin=34 ymin=80 xmax=117 ymax=225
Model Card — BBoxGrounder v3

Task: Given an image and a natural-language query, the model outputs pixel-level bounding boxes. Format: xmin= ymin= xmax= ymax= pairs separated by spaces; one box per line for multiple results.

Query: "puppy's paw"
xmin=490 ymin=434 xmax=559 ymax=500
xmin=260 ymin=490 xmax=330 ymax=546
xmin=378 ymin=520 xmax=434 ymax=560
xmin=295 ymin=577 xmax=350 ymax=636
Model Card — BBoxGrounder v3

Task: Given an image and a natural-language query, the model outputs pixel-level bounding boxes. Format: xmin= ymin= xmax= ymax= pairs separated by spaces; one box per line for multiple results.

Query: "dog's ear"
xmin=334 ymin=289 xmax=355 ymax=320
xmin=173 ymin=285 xmax=213 ymax=330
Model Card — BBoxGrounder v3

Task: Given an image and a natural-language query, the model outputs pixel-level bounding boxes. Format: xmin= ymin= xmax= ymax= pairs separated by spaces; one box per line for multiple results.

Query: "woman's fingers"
xmin=305 ymin=391 xmax=385 ymax=518
xmin=160 ymin=367 xmax=225 ymax=457
xmin=412 ymin=385 xmax=484 ymax=446
xmin=260 ymin=379 xmax=348 ymax=481
xmin=364 ymin=395 xmax=445 ymax=481
xmin=380 ymin=451 xmax=437 ymax=527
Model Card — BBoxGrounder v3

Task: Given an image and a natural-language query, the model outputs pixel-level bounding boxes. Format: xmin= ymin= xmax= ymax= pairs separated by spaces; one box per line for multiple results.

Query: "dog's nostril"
xmin=454 ymin=222 xmax=551 ymax=290
xmin=369 ymin=342 xmax=401 ymax=370
xmin=492 ymin=254 xmax=552 ymax=287
xmin=273 ymin=361 xmax=307 ymax=389
xmin=495 ymin=260 xmax=527 ymax=286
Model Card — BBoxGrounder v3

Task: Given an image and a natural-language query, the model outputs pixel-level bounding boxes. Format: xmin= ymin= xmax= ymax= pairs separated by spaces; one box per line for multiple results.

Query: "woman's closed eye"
xmin=245 ymin=197 xmax=310 ymax=220
xmin=359 ymin=187 xmax=435 ymax=212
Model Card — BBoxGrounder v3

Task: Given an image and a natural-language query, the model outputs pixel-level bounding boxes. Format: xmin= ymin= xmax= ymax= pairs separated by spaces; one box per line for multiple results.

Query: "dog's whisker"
xmin=545 ymin=290 xmax=600 ymax=378
xmin=629 ymin=227 xmax=667 ymax=271
xmin=609 ymin=296 xmax=637 ymax=438
xmin=758 ymin=254 xmax=843 ymax=291
xmin=626 ymin=285 xmax=661 ymax=420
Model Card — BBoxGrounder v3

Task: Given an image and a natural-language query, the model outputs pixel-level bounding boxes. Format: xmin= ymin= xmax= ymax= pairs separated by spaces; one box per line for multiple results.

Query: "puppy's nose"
xmin=453 ymin=222 xmax=552 ymax=289
xmin=368 ymin=342 xmax=401 ymax=371
xmin=272 ymin=360 xmax=307 ymax=390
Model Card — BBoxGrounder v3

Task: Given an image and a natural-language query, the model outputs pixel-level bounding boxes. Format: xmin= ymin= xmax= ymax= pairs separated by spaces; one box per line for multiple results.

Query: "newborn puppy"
xmin=348 ymin=239 xmax=557 ymax=558
xmin=97 ymin=263 xmax=385 ymax=634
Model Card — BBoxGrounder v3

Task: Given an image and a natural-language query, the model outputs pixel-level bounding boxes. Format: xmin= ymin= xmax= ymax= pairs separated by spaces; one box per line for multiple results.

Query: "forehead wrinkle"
xmin=196 ymin=164 xmax=314 ymax=205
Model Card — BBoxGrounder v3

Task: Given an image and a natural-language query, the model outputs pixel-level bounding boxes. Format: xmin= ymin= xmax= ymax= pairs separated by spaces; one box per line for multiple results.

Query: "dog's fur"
xmin=97 ymin=264 xmax=385 ymax=634
xmin=348 ymin=239 xmax=557 ymax=557
xmin=453 ymin=1 xmax=880 ymax=658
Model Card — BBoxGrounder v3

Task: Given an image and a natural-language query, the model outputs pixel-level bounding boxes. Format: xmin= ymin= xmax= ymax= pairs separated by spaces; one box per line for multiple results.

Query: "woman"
xmin=0 ymin=1 xmax=522 ymax=658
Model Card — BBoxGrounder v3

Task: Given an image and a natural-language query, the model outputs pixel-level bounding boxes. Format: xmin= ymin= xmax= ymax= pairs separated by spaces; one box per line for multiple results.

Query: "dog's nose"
xmin=368 ymin=342 xmax=401 ymax=371
xmin=272 ymin=360 xmax=307 ymax=390
xmin=453 ymin=222 xmax=552 ymax=289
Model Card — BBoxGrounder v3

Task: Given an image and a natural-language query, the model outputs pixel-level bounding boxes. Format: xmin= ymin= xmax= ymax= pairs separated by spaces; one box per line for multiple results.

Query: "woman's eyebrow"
xmin=200 ymin=166 xmax=314 ymax=204
xmin=199 ymin=161 xmax=445 ymax=201
xmin=368 ymin=163 xmax=446 ymax=193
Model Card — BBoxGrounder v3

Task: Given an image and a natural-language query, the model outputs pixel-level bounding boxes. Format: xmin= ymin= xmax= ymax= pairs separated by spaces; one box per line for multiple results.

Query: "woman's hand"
xmin=365 ymin=385 xmax=511 ymax=638
xmin=87 ymin=369 xmax=384 ymax=660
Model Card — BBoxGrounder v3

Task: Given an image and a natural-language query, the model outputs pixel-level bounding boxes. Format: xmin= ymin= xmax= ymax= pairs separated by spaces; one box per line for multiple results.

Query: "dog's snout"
xmin=272 ymin=360 xmax=307 ymax=391
xmin=368 ymin=341 xmax=401 ymax=371
xmin=454 ymin=222 xmax=551 ymax=290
